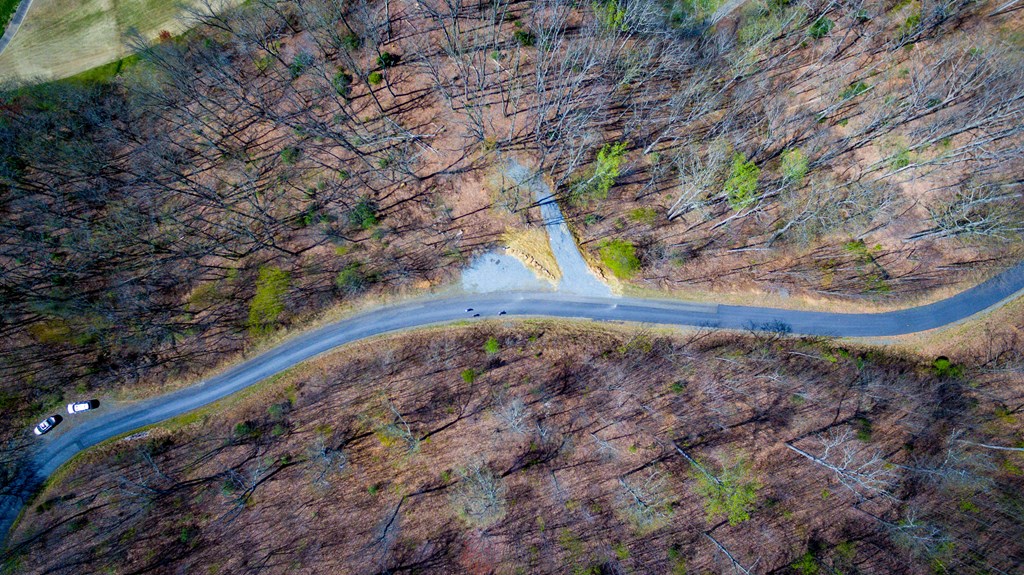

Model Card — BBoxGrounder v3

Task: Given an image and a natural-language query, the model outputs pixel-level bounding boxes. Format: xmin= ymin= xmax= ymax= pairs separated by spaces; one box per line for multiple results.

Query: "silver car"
xmin=34 ymin=415 xmax=62 ymax=436
xmin=67 ymin=399 xmax=99 ymax=414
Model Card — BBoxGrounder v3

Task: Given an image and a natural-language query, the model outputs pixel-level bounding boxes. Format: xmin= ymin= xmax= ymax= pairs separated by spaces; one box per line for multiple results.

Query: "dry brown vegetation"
xmin=2 ymin=0 xmax=1022 ymax=443
xmin=5 ymin=323 xmax=1023 ymax=574
xmin=566 ymin=0 xmax=1024 ymax=302
xmin=2 ymin=0 xmax=1024 ymax=565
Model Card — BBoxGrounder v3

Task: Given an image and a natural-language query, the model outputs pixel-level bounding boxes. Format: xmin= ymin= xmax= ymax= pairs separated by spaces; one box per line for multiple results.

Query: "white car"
xmin=34 ymin=415 xmax=62 ymax=436
xmin=67 ymin=399 xmax=99 ymax=414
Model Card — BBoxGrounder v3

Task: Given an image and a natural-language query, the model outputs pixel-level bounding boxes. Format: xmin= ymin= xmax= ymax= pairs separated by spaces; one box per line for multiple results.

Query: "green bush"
xmin=593 ymin=0 xmax=627 ymax=30
xmin=368 ymin=71 xmax=384 ymax=85
xmin=247 ymin=266 xmax=290 ymax=336
xmin=280 ymin=146 xmax=301 ymax=165
xmin=840 ymin=81 xmax=870 ymax=100
xmin=233 ymin=421 xmax=258 ymax=438
xmin=289 ymin=52 xmax=313 ymax=78
xmin=267 ymin=402 xmax=286 ymax=420
xmin=780 ymin=147 xmax=808 ymax=184
xmin=332 ymin=70 xmax=353 ymax=97
xmin=854 ymin=416 xmax=873 ymax=441
xmin=692 ymin=457 xmax=760 ymax=526
xmin=683 ymin=0 xmax=726 ymax=20
xmin=898 ymin=12 xmax=921 ymax=39
xmin=335 ymin=262 xmax=365 ymax=293
xmin=513 ymin=30 xmax=535 ymax=46
xmin=572 ymin=141 xmax=627 ymax=203
xmin=724 ymin=153 xmax=760 ymax=210
xmin=667 ymin=546 xmax=687 ymax=575
xmin=889 ymin=144 xmax=911 ymax=169
xmin=376 ymin=52 xmax=400 ymax=68
xmin=348 ymin=198 xmax=379 ymax=230
xmin=484 ymin=337 xmax=500 ymax=355
xmin=342 ymin=33 xmax=361 ymax=51
xmin=931 ymin=356 xmax=964 ymax=379
xmin=599 ymin=239 xmax=640 ymax=279
xmin=461 ymin=368 xmax=477 ymax=384
xmin=792 ymin=552 xmax=820 ymax=575
xmin=808 ymin=17 xmax=834 ymax=39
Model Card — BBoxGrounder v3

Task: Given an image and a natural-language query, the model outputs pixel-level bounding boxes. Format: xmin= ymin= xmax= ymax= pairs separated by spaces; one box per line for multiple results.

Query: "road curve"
xmin=0 ymin=0 xmax=33 ymax=56
xmin=3 ymin=261 xmax=1024 ymax=547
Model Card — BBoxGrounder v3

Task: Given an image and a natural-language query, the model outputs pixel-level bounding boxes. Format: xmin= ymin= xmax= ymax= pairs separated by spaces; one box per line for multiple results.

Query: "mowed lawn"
xmin=0 ymin=0 xmax=241 ymax=82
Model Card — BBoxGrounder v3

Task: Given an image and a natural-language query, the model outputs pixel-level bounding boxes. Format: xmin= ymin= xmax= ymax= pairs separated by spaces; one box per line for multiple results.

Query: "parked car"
xmin=34 ymin=415 xmax=62 ymax=436
xmin=67 ymin=399 xmax=99 ymax=414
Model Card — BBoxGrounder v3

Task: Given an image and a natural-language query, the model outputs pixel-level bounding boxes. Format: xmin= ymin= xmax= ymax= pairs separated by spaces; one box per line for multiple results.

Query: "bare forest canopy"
xmin=5 ymin=325 xmax=1024 ymax=574
xmin=1 ymin=0 xmax=1023 ymax=502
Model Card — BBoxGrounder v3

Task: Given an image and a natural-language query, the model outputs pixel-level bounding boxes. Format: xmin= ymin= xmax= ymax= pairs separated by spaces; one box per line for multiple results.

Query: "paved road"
xmin=3 ymin=262 xmax=1024 ymax=546
xmin=0 ymin=0 xmax=32 ymax=56
xmin=506 ymin=161 xmax=613 ymax=296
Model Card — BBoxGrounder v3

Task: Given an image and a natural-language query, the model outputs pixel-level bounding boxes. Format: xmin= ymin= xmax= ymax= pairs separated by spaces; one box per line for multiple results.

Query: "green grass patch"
xmin=61 ymin=54 xmax=141 ymax=85
xmin=598 ymin=239 xmax=640 ymax=279
xmin=628 ymin=206 xmax=658 ymax=225
xmin=248 ymin=266 xmax=290 ymax=337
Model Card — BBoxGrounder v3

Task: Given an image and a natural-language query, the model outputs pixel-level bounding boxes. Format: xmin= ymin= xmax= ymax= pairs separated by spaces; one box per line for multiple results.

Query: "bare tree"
xmin=786 ymin=428 xmax=898 ymax=502
xmin=450 ymin=461 xmax=507 ymax=528
xmin=493 ymin=392 xmax=529 ymax=434
xmin=305 ymin=435 xmax=347 ymax=488
xmin=616 ymin=470 xmax=674 ymax=532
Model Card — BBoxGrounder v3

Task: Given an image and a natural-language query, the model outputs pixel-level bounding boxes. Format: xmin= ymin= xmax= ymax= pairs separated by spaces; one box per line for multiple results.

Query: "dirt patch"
xmin=501 ymin=228 xmax=560 ymax=282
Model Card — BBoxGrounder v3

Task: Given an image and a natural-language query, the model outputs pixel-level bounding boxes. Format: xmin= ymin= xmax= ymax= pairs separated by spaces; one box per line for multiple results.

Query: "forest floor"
xmin=6 ymin=322 xmax=1023 ymax=574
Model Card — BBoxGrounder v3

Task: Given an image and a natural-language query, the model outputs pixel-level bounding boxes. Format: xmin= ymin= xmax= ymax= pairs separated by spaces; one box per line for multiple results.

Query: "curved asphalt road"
xmin=3 ymin=262 xmax=1024 ymax=546
xmin=0 ymin=0 xmax=33 ymax=56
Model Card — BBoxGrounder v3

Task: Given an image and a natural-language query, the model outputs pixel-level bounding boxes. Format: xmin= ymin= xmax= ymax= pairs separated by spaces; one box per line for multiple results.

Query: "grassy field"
xmin=0 ymin=0 xmax=241 ymax=82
